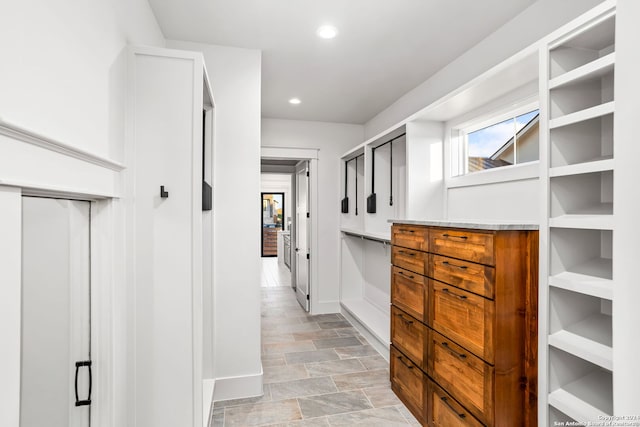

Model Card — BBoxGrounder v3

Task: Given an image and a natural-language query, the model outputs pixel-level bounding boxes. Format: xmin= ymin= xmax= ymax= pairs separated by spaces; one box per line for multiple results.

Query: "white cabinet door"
xmin=295 ymin=162 xmax=310 ymax=311
xmin=21 ymin=197 xmax=91 ymax=427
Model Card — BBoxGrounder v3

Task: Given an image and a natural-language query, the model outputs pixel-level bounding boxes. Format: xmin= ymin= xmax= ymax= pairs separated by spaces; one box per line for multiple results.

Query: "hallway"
xmin=210 ymin=260 xmax=420 ymax=426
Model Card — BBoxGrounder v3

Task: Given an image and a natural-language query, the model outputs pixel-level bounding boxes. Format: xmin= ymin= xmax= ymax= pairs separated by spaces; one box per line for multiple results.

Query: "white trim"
xmin=0 ymin=178 xmax=118 ymax=200
xmin=262 ymin=146 xmax=319 ymax=160
xmin=90 ymin=199 xmax=117 ymax=427
xmin=312 ymin=300 xmax=341 ymax=315
xmin=340 ymin=307 xmax=390 ymax=362
xmin=212 ymin=371 xmax=263 ymax=403
xmin=202 ymin=379 xmax=215 ymax=427
xmin=446 ymin=161 xmax=539 ymax=189
xmin=0 ymin=119 xmax=125 ymax=172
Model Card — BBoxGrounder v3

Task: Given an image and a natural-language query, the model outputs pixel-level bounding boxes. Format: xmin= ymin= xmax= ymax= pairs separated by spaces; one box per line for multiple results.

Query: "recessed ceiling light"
xmin=289 ymin=98 xmax=301 ymax=105
xmin=316 ymin=25 xmax=338 ymax=39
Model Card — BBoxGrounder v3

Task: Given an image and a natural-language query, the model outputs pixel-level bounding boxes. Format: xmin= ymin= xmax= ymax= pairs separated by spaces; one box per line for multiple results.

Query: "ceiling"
xmin=148 ymin=0 xmax=537 ymax=124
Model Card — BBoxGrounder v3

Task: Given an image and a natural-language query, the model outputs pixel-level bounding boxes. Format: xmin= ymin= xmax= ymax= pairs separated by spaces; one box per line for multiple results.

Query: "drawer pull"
xmin=398 ymin=250 xmax=416 ymax=257
xmin=442 ymin=288 xmax=468 ymax=300
xmin=442 ymin=261 xmax=467 ymax=270
xmin=440 ymin=396 xmax=466 ymax=419
xmin=397 ymin=355 xmax=414 ymax=369
xmin=399 ymin=229 xmax=415 ymax=233
xmin=398 ymin=271 xmax=415 ymax=279
xmin=396 ymin=313 xmax=414 ymax=324
xmin=441 ymin=341 xmax=467 ymax=360
xmin=442 ymin=233 xmax=468 ymax=240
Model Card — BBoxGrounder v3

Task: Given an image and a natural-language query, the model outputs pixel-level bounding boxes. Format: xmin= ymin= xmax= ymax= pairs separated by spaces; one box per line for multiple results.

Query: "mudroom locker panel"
xmin=20 ymin=197 xmax=92 ymax=427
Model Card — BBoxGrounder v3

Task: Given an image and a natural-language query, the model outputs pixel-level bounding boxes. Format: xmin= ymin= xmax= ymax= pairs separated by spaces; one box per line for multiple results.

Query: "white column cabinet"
xmin=127 ymin=46 xmax=214 ymax=427
xmin=539 ymin=2 xmax=620 ymax=424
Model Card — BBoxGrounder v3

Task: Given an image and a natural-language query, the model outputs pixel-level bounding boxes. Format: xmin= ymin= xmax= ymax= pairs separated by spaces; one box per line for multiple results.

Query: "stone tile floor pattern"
xmin=209 ymin=282 xmax=421 ymax=426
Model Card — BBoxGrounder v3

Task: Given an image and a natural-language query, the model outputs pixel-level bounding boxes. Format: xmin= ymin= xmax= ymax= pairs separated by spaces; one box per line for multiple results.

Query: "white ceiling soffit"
xmin=149 ymin=0 xmax=537 ymax=124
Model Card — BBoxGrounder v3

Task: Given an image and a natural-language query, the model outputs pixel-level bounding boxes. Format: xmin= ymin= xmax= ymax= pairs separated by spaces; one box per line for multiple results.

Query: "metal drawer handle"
xmin=441 ymin=342 xmax=467 ymax=359
xmin=398 ymin=271 xmax=415 ymax=279
xmin=442 ymin=288 xmax=468 ymax=300
xmin=74 ymin=360 xmax=92 ymax=407
xmin=397 ymin=355 xmax=414 ymax=369
xmin=398 ymin=250 xmax=416 ymax=257
xmin=442 ymin=233 xmax=468 ymax=240
xmin=442 ymin=261 xmax=467 ymax=270
xmin=399 ymin=229 xmax=415 ymax=233
xmin=440 ymin=396 xmax=466 ymax=419
xmin=396 ymin=313 xmax=414 ymax=325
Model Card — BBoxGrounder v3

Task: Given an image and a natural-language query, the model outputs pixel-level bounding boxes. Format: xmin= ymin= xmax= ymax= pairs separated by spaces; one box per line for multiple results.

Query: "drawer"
xmin=392 ymin=245 xmax=427 ymax=276
xmin=392 ymin=224 xmax=429 ymax=251
xmin=429 ymin=330 xmax=494 ymax=426
xmin=427 ymin=379 xmax=484 ymax=427
xmin=430 ymin=254 xmax=495 ymax=299
xmin=391 ymin=346 xmax=426 ymax=424
xmin=391 ymin=306 xmax=428 ymax=370
xmin=430 ymin=228 xmax=495 ymax=266
xmin=430 ymin=281 xmax=495 ymax=364
xmin=391 ymin=266 xmax=427 ymax=321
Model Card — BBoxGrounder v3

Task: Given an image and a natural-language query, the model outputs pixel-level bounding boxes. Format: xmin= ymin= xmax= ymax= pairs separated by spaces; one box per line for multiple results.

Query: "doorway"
xmin=261 ymin=192 xmax=285 ymax=257
xmin=21 ymin=197 xmax=92 ymax=427
xmin=261 ymin=151 xmax=317 ymax=313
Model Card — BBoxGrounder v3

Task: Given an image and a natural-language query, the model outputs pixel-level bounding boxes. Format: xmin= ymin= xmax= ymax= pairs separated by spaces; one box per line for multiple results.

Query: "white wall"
xmin=262 ymin=119 xmax=364 ymax=312
xmin=167 ymin=40 xmax=263 ymax=400
xmin=364 ymin=0 xmax=605 ymax=139
xmin=0 ymin=0 xmax=164 ymax=159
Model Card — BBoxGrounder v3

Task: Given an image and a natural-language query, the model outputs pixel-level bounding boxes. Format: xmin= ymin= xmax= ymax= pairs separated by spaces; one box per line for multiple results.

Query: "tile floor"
xmin=209 ymin=258 xmax=421 ymax=426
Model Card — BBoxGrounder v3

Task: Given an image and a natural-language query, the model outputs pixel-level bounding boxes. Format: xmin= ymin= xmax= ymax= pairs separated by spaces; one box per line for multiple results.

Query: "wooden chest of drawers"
xmin=389 ymin=223 xmax=538 ymax=427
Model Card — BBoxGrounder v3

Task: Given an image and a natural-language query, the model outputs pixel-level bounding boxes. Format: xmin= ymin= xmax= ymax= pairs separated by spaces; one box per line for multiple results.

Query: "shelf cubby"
xmin=550 ymin=109 xmax=613 ymax=168
xmin=548 ymin=348 xmax=613 ymax=421
xmin=549 ymin=170 xmax=613 ymax=229
xmin=548 ymin=287 xmax=612 ymax=369
xmin=549 ymin=228 xmax=612 ymax=299
xmin=549 ymin=14 xmax=615 ymax=79
xmin=549 ymin=68 xmax=614 ymax=120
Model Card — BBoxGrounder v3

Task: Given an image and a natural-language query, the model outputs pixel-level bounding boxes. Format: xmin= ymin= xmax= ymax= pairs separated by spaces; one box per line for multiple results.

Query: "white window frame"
xmin=447 ymin=98 xmax=540 ymax=188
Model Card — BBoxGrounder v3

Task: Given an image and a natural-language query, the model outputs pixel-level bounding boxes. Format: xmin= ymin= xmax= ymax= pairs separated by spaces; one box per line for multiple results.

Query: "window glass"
xmin=462 ymin=109 xmax=539 ymax=175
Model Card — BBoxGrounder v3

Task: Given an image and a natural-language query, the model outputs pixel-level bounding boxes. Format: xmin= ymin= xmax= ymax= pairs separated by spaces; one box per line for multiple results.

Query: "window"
xmin=452 ymin=108 xmax=539 ymax=176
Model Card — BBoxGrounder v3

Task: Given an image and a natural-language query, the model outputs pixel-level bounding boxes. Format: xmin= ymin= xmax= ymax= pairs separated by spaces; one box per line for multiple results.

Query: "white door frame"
xmin=261 ymin=147 xmax=320 ymax=314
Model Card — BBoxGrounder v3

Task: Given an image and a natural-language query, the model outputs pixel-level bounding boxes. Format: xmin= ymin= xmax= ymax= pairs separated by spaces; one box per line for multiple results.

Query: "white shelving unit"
xmin=540 ymin=4 xmax=616 ymax=423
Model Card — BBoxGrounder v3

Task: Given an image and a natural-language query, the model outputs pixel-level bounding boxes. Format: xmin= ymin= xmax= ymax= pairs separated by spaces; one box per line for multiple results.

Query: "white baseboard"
xmin=312 ymin=300 xmax=341 ymax=315
xmin=212 ymin=370 xmax=263 ymax=403
xmin=341 ymin=308 xmax=390 ymax=362
xmin=203 ymin=379 xmax=215 ymax=427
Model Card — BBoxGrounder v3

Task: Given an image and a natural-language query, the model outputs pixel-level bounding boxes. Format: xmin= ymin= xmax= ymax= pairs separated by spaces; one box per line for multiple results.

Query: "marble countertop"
xmin=388 ymin=218 xmax=539 ymax=231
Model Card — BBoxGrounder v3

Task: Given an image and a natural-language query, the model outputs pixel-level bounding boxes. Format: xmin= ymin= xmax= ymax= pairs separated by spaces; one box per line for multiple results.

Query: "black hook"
xmin=160 ymin=186 xmax=169 ymax=198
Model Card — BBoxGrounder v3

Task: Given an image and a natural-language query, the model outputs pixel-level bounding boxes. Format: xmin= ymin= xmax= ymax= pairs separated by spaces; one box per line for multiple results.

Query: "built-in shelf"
xmin=340 ymin=299 xmax=390 ymax=348
xmin=549 ymin=313 xmax=612 ymax=370
xmin=549 ymin=214 xmax=614 ymax=230
xmin=549 ymin=53 xmax=615 ymax=90
xmin=549 ymin=101 xmax=615 ymax=129
xmin=549 ymin=258 xmax=613 ymax=300
xmin=548 ymin=369 xmax=613 ymax=421
xmin=550 ymin=157 xmax=613 ymax=177
xmin=341 ymin=227 xmax=391 ymax=243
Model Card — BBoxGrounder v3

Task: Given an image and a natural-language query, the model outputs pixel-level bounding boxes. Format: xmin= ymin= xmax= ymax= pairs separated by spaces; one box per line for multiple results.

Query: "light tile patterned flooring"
xmin=209 ymin=259 xmax=420 ymax=426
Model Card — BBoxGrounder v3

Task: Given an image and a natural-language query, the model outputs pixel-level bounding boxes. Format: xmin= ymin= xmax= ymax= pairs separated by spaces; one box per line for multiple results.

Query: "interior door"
xmin=21 ymin=197 xmax=91 ymax=427
xmin=295 ymin=162 xmax=310 ymax=311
